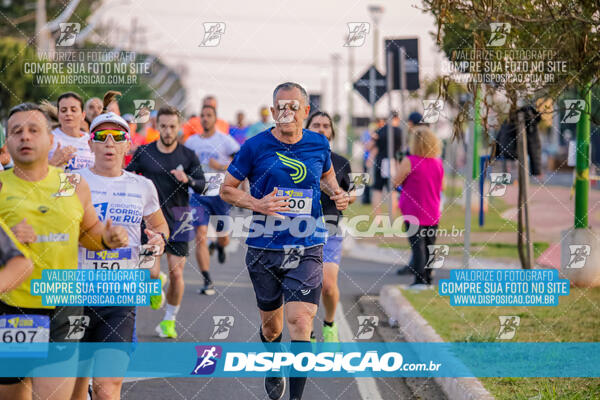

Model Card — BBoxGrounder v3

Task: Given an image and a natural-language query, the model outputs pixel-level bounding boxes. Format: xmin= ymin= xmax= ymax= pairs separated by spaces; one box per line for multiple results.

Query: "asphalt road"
xmin=122 ymin=239 xmax=448 ymax=400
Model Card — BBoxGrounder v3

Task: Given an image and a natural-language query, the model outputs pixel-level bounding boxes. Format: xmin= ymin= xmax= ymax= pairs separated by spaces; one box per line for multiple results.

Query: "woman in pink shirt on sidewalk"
xmin=393 ymin=126 xmax=444 ymax=289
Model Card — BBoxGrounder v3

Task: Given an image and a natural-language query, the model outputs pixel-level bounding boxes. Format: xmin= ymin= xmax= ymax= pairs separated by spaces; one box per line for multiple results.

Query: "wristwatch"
xmin=159 ymin=232 xmax=168 ymax=245
xmin=101 ymin=235 xmax=110 ymax=250
xmin=187 ymin=175 xmax=195 ymax=187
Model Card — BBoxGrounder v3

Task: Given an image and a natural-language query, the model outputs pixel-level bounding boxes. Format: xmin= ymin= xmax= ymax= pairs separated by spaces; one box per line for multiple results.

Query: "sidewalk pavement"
xmin=501 ymin=182 xmax=600 ymax=241
xmin=501 ymin=183 xmax=600 ymax=269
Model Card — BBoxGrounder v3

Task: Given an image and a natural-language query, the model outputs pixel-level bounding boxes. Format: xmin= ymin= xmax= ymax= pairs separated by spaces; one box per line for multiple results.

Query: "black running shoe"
xmin=208 ymin=241 xmax=217 ymax=256
xmin=198 ymin=282 xmax=216 ymax=295
xmin=217 ymin=245 xmax=226 ymax=263
xmin=264 ymin=376 xmax=285 ymax=400
xmin=396 ymin=265 xmax=412 ymax=275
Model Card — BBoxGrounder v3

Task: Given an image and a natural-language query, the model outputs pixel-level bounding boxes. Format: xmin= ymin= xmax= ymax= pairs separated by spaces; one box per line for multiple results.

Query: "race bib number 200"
xmin=275 ymin=187 xmax=313 ymax=217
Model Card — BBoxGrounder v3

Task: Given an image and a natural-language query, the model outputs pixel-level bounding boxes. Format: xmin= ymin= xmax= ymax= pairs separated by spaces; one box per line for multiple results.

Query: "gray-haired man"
xmin=220 ymin=82 xmax=349 ymax=400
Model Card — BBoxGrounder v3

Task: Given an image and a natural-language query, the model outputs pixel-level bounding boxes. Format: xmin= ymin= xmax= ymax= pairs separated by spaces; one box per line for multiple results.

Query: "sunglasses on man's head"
xmin=91 ymin=129 xmax=130 ymax=143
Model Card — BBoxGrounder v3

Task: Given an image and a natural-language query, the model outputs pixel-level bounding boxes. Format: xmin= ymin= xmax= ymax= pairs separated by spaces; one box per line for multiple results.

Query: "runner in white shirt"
xmin=71 ymin=97 xmax=169 ymax=400
xmin=49 ymin=127 xmax=95 ymax=170
xmin=48 ymin=92 xmax=95 ymax=171
xmin=77 ymin=168 xmax=162 ymax=270
xmin=184 ymin=104 xmax=240 ymax=295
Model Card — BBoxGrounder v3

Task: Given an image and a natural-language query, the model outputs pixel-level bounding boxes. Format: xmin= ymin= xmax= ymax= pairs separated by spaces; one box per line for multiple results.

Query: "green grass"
xmin=401 ymin=287 xmax=600 ymax=399
xmin=379 ymin=241 xmax=550 ymax=261
xmin=439 ymin=194 xmax=518 ymax=233
xmin=344 ymin=202 xmax=379 ymax=219
xmin=482 ymin=378 xmax=600 ymax=400
xmin=345 ymin=185 xmax=517 ymax=235
xmin=440 ymin=183 xmax=517 ymax=233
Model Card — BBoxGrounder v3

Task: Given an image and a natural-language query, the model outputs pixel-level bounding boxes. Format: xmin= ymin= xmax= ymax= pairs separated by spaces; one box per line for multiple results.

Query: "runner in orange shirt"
xmin=122 ymin=113 xmax=146 ymax=166
xmin=182 ymin=95 xmax=230 ymax=141
xmin=142 ymin=111 xmax=160 ymax=143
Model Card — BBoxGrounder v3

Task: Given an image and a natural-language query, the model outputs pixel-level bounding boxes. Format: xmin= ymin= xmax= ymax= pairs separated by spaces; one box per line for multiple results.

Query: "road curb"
xmin=379 ymin=285 xmax=495 ymax=400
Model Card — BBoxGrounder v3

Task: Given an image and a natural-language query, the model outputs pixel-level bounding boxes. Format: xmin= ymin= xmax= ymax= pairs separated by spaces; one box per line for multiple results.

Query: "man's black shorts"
xmin=165 ymin=240 xmax=189 ymax=257
xmin=372 ymin=165 xmax=389 ymax=191
xmin=81 ymin=306 xmax=135 ymax=343
xmin=0 ymin=301 xmax=84 ymax=384
xmin=76 ymin=306 xmax=136 ymax=375
xmin=245 ymin=245 xmax=323 ymax=311
xmin=141 ymin=222 xmax=189 ymax=257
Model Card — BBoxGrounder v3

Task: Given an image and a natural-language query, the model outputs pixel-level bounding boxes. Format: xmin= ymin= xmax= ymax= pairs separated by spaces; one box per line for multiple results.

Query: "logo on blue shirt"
xmin=276 ymin=152 xmax=306 ymax=183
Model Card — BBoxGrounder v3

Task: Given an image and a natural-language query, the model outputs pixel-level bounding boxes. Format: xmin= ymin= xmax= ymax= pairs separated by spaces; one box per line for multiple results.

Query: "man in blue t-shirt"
xmin=221 ymin=82 xmax=349 ymax=400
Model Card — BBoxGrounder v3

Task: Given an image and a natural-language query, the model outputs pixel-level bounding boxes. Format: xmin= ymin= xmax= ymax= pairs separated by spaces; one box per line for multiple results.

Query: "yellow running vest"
xmin=0 ymin=167 xmax=83 ymax=308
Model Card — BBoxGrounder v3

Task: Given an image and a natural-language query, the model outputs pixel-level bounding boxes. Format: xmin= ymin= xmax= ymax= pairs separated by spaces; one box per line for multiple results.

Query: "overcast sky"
xmin=97 ymin=0 xmax=445 ymax=127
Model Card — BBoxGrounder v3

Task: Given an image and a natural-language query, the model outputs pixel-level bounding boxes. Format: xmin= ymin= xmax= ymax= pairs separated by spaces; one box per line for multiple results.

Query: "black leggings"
xmin=406 ymin=223 xmax=438 ymax=284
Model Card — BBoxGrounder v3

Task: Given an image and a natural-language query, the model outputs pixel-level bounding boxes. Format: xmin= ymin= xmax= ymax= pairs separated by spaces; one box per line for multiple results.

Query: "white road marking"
xmin=123 ymin=377 xmax=155 ymax=383
xmin=335 ymin=301 xmax=384 ymax=400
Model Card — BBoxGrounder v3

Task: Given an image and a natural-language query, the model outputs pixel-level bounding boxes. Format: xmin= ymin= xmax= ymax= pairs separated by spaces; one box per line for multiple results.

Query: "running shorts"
xmin=81 ymin=306 xmax=135 ymax=343
xmin=189 ymin=194 xmax=231 ymax=232
xmin=0 ymin=301 xmax=84 ymax=384
xmin=323 ymin=236 xmax=343 ymax=265
xmin=245 ymin=245 xmax=323 ymax=311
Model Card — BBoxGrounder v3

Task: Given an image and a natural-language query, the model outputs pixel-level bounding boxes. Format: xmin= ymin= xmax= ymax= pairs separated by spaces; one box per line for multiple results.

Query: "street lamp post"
xmin=347 ymin=46 xmax=355 ymax=157
xmin=368 ymin=5 xmax=384 ymax=121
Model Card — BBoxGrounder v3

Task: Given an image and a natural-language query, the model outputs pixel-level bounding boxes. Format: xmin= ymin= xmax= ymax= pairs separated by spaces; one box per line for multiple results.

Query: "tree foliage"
xmin=421 ymin=0 xmax=600 ymax=133
xmin=0 ymin=37 xmax=54 ymax=119
xmin=0 ymin=0 xmax=95 ymax=40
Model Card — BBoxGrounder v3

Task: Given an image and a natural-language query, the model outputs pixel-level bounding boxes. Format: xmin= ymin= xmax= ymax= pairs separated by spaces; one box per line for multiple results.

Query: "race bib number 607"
xmin=0 ymin=315 xmax=49 ymax=343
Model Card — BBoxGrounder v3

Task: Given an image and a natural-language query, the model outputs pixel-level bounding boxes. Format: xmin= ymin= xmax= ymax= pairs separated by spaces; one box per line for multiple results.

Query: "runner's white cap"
xmin=89 ymin=112 xmax=130 ymax=133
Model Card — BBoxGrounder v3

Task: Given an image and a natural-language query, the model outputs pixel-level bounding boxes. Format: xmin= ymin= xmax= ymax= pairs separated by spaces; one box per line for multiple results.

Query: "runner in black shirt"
xmin=370 ymin=123 xmax=402 ymax=215
xmin=321 ymin=153 xmax=352 ymax=227
xmin=126 ymin=105 xmax=205 ymax=339
xmin=127 ymin=141 xmax=204 ymax=231
xmin=307 ymin=112 xmax=355 ymax=343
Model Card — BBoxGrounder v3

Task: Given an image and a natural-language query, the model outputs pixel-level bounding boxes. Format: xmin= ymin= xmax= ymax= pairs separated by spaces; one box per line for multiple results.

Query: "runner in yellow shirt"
xmin=0 ymin=102 xmax=128 ymax=400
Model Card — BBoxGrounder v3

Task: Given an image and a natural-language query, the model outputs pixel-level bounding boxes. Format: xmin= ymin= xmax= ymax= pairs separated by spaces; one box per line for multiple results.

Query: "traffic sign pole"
xmin=387 ymin=51 xmax=394 ymax=219
xmin=399 ymin=47 xmax=407 ymax=151
xmin=346 ymin=47 xmax=355 ymax=157
xmin=370 ymin=66 xmax=376 ymax=121
xmin=472 ymin=88 xmax=481 ymax=180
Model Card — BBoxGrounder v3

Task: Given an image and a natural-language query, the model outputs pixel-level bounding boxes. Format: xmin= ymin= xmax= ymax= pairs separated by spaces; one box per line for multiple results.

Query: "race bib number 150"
xmin=82 ymin=248 xmax=133 ymax=270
